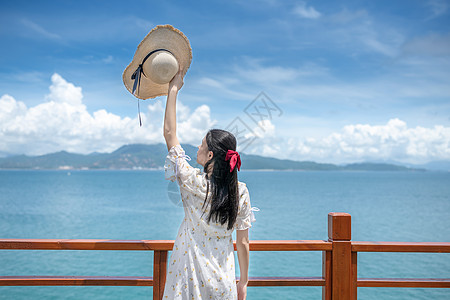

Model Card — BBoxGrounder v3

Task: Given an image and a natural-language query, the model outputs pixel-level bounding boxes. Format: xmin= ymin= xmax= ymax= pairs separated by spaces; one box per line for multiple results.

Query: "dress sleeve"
xmin=235 ymin=185 xmax=259 ymax=231
xmin=164 ymin=144 xmax=204 ymax=192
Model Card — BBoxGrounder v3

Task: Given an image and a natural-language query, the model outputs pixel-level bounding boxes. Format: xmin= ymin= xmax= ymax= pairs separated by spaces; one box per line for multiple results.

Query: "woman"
xmin=162 ymin=70 xmax=255 ymax=300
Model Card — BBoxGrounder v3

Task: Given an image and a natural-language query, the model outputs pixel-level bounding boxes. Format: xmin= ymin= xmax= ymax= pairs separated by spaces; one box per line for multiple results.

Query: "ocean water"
xmin=0 ymin=170 xmax=449 ymax=300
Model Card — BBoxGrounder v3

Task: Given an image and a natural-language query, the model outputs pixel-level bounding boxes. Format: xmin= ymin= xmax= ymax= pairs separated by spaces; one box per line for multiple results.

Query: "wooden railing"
xmin=1 ymin=212 xmax=449 ymax=299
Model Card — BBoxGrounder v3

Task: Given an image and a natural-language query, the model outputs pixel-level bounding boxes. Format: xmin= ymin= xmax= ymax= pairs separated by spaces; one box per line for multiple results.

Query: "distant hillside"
xmin=0 ymin=143 xmax=425 ymax=171
xmin=0 ymin=144 xmax=169 ymax=170
xmin=341 ymin=163 xmax=413 ymax=171
xmin=411 ymin=161 xmax=450 ymax=172
xmin=242 ymin=154 xmax=340 ymax=170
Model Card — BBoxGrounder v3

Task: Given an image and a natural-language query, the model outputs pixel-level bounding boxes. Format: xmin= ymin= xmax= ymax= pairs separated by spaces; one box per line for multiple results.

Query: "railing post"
xmin=328 ymin=212 xmax=354 ymax=300
xmin=352 ymin=251 xmax=357 ymax=299
xmin=322 ymin=250 xmax=332 ymax=300
xmin=153 ymin=250 xmax=168 ymax=300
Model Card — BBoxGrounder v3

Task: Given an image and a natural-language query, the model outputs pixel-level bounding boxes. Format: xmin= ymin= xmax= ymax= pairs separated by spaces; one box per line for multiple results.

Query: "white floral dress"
xmin=163 ymin=144 xmax=257 ymax=300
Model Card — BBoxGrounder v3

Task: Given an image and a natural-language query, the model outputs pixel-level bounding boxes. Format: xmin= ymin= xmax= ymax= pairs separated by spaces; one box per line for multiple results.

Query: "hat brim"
xmin=123 ymin=25 xmax=192 ymax=100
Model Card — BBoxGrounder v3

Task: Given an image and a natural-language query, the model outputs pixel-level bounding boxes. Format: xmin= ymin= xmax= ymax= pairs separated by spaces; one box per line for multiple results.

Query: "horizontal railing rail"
xmin=0 ymin=239 xmax=332 ymax=251
xmin=357 ymin=278 xmax=450 ymax=288
xmin=352 ymin=241 xmax=450 ymax=253
xmin=0 ymin=276 xmax=154 ymax=286
xmin=0 ymin=239 xmax=175 ymax=251
xmin=1 ymin=213 xmax=449 ymax=300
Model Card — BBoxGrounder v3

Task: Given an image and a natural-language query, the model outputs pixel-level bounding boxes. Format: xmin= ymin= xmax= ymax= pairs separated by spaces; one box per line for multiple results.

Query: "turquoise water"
xmin=0 ymin=170 xmax=449 ymax=299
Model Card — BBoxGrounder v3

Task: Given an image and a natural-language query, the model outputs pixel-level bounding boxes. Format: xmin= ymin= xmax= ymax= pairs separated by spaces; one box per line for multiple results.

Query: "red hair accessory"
xmin=225 ymin=150 xmax=241 ymax=172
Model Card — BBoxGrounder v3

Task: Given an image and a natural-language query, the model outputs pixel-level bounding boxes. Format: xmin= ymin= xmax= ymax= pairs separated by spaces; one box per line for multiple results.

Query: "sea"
xmin=0 ymin=170 xmax=449 ymax=300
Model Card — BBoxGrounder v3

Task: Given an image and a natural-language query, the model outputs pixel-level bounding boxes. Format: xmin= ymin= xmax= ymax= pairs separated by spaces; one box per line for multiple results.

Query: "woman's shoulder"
xmin=238 ymin=181 xmax=247 ymax=187
xmin=238 ymin=181 xmax=249 ymax=195
xmin=167 ymin=144 xmax=184 ymax=155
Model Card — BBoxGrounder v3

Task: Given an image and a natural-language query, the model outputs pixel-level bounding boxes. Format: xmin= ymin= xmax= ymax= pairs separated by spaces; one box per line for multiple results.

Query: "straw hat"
xmin=123 ymin=25 xmax=192 ymax=100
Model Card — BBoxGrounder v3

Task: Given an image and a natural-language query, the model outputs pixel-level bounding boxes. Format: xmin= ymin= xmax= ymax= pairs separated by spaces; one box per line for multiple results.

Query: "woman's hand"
xmin=236 ymin=280 xmax=247 ymax=300
xmin=168 ymin=69 xmax=184 ymax=93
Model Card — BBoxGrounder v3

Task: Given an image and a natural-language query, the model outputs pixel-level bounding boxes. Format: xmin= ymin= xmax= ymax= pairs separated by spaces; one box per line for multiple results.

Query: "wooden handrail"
xmin=1 ymin=212 xmax=449 ymax=300
xmin=0 ymin=239 xmax=331 ymax=251
xmin=352 ymin=241 xmax=450 ymax=253
xmin=0 ymin=276 xmax=154 ymax=286
xmin=0 ymin=276 xmax=326 ymax=287
xmin=241 ymin=276 xmax=325 ymax=287
xmin=357 ymin=278 xmax=450 ymax=288
xmin=0 ymin=239 xmax=175 ymax=251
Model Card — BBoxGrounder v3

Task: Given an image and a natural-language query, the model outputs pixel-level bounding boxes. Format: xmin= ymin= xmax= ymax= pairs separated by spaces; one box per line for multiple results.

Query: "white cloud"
xmin=179 ymin=105 xmax=217 ymax=143
xmin=293 ymin=2 xmax=322 ymax=19
xmin=202 ymin=57 xmax=331 ymax=100
xmin=20 ymin=18 xmax=61 ymax=40
xmin=329 ymin=9 xmax=368 ymax=24
xmin=197 ymin=77 xmax=225 ymax=89
xmin=16 ymin=15 xmax=152 ymax=43
xmin=402 ymin=33 xmax=450 ymax=57
xmin=252 ymin=120 xmax=276 ymax=139
xmin=284 ymin=119 xmax=450 ymax=164
xmin=240 ymin=119 xmax=284 ymax=158
xmin=12 ymin=71 xmax=46 ymax=83
xmin=252 ymin=120 xmax=280 ymax=157
xmin=0 ymin=74 xmax=216 ymax=156
xmin=326 ymin=8 xmax=404 ymax=58
xmin=195 ymin=76 xmax=252 ymax=101
xmin=102 ymin=55 xmax=114 ymax=63
xmin=426 ymin=0 xmax=448 ymax=18
xmin=234 ymin=64 xmax=300 ymax=84
xmin=362 ymin=36 xmax=399 ymax=57
xmin=0 ymin=95 xmax=27 ymax=124
xmin=45 ymin=73 xmax=83 ymax=106
xmin=235 ymin=118 xmax=450 ymax=164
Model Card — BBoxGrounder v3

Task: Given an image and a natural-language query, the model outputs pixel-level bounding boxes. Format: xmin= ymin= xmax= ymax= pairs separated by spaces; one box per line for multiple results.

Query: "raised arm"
xmin=163 ymin=70 xmax=184 ymax=151
xmin=236 ymin=228 xmax=249 ymax=300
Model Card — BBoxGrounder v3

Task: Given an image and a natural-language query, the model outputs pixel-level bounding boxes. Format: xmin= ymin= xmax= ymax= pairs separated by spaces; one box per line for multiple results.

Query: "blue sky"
xmin=1 ymin=0 xmax=449 ymax=164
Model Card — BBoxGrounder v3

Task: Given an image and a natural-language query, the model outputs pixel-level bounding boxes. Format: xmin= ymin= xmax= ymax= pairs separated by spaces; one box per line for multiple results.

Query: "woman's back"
xmin=163 ymin=144 xmax=254 ymax=299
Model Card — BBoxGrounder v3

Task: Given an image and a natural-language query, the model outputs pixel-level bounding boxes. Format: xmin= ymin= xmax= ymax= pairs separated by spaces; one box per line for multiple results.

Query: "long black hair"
xmin=202 ymin=129 xmax=239 ymax=230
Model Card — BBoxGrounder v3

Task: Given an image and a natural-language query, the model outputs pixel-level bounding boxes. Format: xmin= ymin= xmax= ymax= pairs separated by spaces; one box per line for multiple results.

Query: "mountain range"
xmin=0 ymin=143 xmax=439 ymax=171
